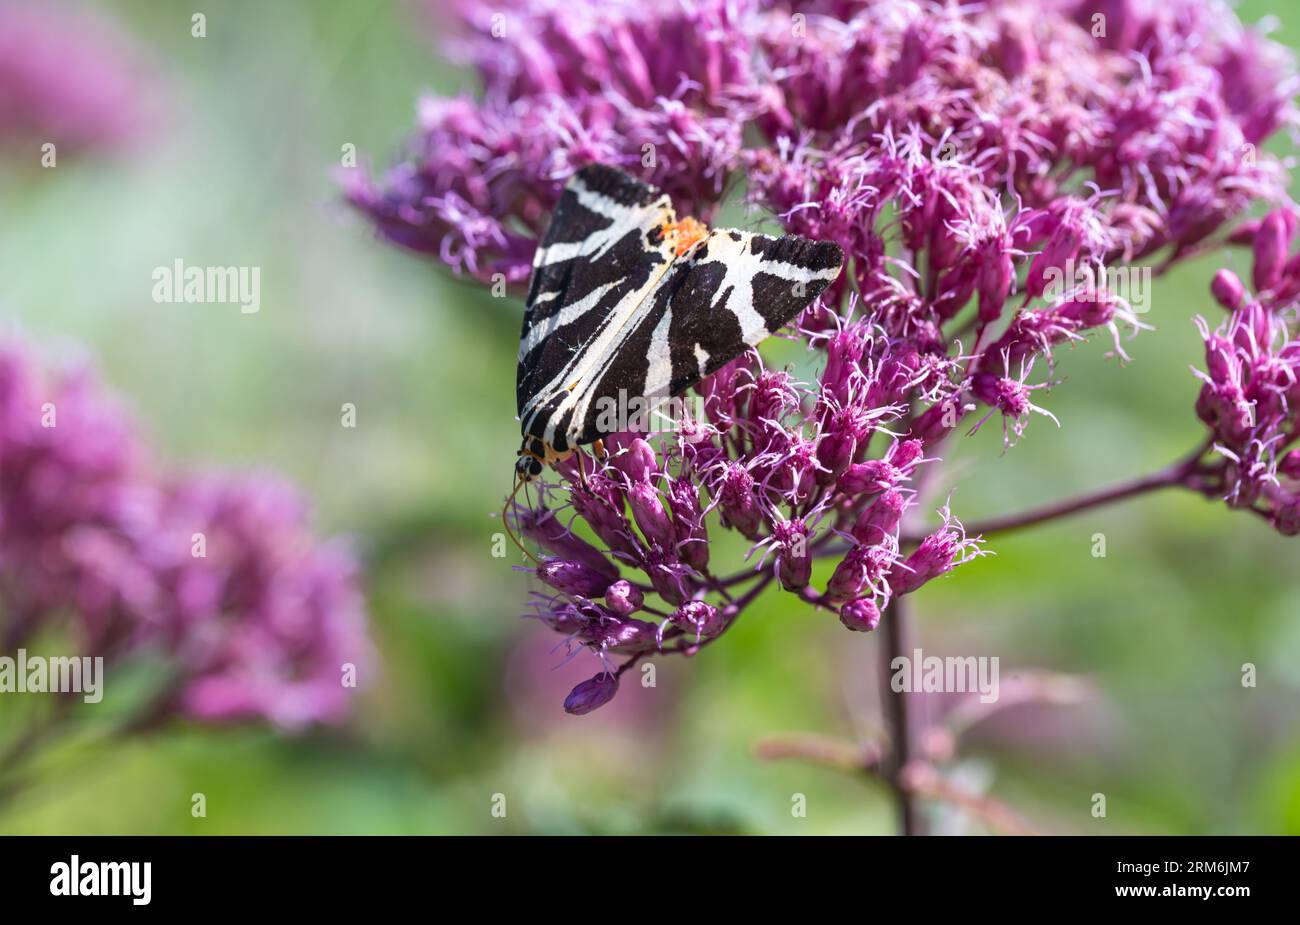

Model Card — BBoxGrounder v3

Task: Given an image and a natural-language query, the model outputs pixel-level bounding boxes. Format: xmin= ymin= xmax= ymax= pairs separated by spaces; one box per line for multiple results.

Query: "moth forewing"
xmin=514 ymin=165 xmax=844 ymax=480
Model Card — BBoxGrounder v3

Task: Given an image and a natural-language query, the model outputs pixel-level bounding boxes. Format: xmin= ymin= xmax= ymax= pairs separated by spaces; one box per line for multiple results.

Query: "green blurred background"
xmin=1 ymin=0 xmax=1297 ymax=834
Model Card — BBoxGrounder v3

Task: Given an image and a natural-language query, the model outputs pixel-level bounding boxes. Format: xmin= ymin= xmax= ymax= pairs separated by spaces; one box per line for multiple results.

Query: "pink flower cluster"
xmin=1195 ymin=212 xmax=1300 ymax=534
xmin=0 ymin=344 xmax=371 ymax=728
xmin=0 ymin=5 xmax=154 ymax=156
xmin=349 ymin=0 xmax=1297 ymax=712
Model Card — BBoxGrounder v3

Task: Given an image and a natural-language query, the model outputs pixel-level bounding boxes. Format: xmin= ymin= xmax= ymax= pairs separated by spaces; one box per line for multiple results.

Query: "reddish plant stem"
xmin=932 ymin=449 xmax=1208 ymax=542
xmin=881 ymin=595 xmax=923 ymax=836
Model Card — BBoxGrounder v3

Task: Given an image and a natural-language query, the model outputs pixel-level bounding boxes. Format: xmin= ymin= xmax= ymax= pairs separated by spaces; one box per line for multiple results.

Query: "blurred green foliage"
xmin=0 ymin=0 xmax=1297 ymax=834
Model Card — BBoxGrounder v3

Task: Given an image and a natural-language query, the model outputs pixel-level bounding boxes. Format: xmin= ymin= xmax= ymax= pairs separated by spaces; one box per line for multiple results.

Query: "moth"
xmin=514 ymin=164 xmax=844 ymax=481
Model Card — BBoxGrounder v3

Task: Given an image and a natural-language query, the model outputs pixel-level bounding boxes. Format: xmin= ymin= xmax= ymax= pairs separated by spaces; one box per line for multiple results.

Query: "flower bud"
xmin=1272 ymin=494 xmax=1300 ymax=536
xmin=563 ymin=672 xmax=619 ymax=715
xmin=851 ymin=490 xmax=906 ymax=546
xmin=888 ymin=438 xmax=925 ymax=472
xmin=646 ymin=554 xmax=693 ymax=607
xmin=909 ymin=400 xmax=965 ymax=444
xmin=669 ymin=600 xmax=725 ymax=640
xmin=826 ymin=545 xmax=886 ymax=605
xmin=1210 ymin=269 xmax=1246 ymax=312
xmin=611 ymin=436 xmax=658 ymax=483
xmin=516 ymin=507 xmax=619 ymax=581
xmin=815 ymin=430 xmax=858 ymax=485
xmin=977 ymin=251 xmax=1015 ymax=323
xmin=572 ymin=479 xmax=639 ymax=558
xmin=536 ymin=558 xmax=614 ymax=598
xmin=717 ymin=463 xmax=764 ymax=539
xmin=604 ymin=579 xmax=644 ymax=616
xmin=1254 ymin=210 xmax=1292 ymax=293
xmin=772 ymin=519 xmax=813 ymax=591
xmin=628 ymin=480 xmax=675 ymax=549
xmin=1279 ymin=450 xmax=1300 ymax=481
xmin=839 ymin=597 xmax=882 ymax=632
xmin=838 ymin=460 xmax=894 ymax=496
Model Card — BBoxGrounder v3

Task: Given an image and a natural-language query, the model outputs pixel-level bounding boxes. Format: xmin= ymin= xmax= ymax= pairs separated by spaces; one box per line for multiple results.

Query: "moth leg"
xmin=592 ymin=438 xmax=607 ymax=460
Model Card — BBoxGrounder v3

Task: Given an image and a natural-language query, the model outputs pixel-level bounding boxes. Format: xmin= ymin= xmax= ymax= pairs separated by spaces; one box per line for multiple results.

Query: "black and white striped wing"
xmin=517 ymin=166 xmax=844 ymax=456
xmin=517 ymin=165 xmax=678 ymax=454
xmin=648 ymin=229 xmax=844 ymax=401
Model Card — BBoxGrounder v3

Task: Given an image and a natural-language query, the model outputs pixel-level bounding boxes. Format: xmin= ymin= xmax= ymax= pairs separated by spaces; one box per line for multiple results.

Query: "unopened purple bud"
xmin=839 ymin=598 xmax=881 ymax=633
xmin=888 ymin=439 xmax=925 ymax=472
xmin=1228 ymin=219 xmax=1263 ymax=246
xmin=612 ymin=436 xmax=658 ymax=483
xmin=1210 ymin=269 xmax=1246 ymax=312
xmin=995 ymin=19 xmax=1038 ymax=77
xmin=604 ymin=579 xmax=644 ymax=616
xmin=909 ymin=401 xmax=965 ymax=444
xmin=838 ymin=460 xmax=894 ymax=496
xmin=669 ymin=600 xmax=725 ymax=640
xmin=933 ymin=263 xmax=977 ymax=321
xmin=1254 ymin=211 xmax=1293 ymax=293
xmin=572 ymin=479 xmax=639 ymax=558
xmin=666 ymin=479 xmax=709 ymax=571
xmin=628 ymin=480 xmax=675 ymax=549
xmin=822 ymin=325 xmax=869 ymax=405
xmin=815 ymin=430 xmax=858 ymax=486
xmin=646 ymin=554 xmax=693 ymax=607
xmin=977 ymin=252 xmax=1015 ymax=323
xmin=536 ymin=558 xmax=614 ymax=598
xmin=1272 ymin=494 xmax=1300 ymax=536
xmin=1025 ymin=224 xmax=1082 ymax=299
xmin=851 ymin=490 xmax=906 ymax=546
xmin=516 ymin=508 xmax=619 ymax=581
xmin=825 ymin=544 xmax=886 ymax=605
xmin=563 ymin=672 xmax=619 ymax=715
xmin=601 ymin=617 xmax=660 ymax=653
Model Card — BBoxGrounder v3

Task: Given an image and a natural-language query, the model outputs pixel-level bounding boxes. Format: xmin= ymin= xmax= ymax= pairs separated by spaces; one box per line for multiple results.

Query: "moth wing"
xmin=516 ymin=164 xmax=678 ymax=450
xmin=565 ymin=229 xmax=843 ymax=445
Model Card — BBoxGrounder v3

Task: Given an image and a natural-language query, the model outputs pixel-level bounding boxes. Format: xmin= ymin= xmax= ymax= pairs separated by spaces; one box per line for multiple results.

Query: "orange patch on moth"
xmin=661 ymin=217 xmax=710 ymax=256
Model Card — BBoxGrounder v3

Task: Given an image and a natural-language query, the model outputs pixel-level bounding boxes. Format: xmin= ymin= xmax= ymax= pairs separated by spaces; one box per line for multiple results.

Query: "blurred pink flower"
xmin=0 ymin=4 xmax=155 ymax=157
xmin=0 ymin=342 xmax=372 ymax=730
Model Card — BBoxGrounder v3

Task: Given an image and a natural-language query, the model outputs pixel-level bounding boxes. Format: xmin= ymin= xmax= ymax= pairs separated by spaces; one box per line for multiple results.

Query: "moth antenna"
xmin=501 ymin=475 xmax=540 ymax=567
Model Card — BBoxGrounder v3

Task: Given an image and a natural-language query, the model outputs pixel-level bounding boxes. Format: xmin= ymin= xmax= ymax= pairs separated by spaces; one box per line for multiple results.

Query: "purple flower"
xmin=0 ymin=5 xmax=155 ymax=156
xmin=1191 ymin=212 xmax=1300 ymax=531
xmin=156 ymin=475 xmax=373 ymax=729
xmin=344 ymin=1 xmax=762 ymax=281
xmin=363 ymin=0 xmax=1300 ymax=712
xmin=668 ymin=601 xmax=726 ymax=641
xmin=0 ymin=342 xmax=372 ymax=730
xmin=890 ymin=510 xmax=986 ymax=596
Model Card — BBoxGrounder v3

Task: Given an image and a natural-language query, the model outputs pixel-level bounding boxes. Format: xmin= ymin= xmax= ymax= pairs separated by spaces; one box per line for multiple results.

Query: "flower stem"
xmin=881 ymin=596 xmax=924 ymax=836
xmin=916 ymin=445 xmax=1210 ymax=542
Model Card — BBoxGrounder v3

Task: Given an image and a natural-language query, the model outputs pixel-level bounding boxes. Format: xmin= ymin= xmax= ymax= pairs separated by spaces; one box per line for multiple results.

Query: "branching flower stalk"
xmin=349 ymin=0 xmax=1300 ymax=832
